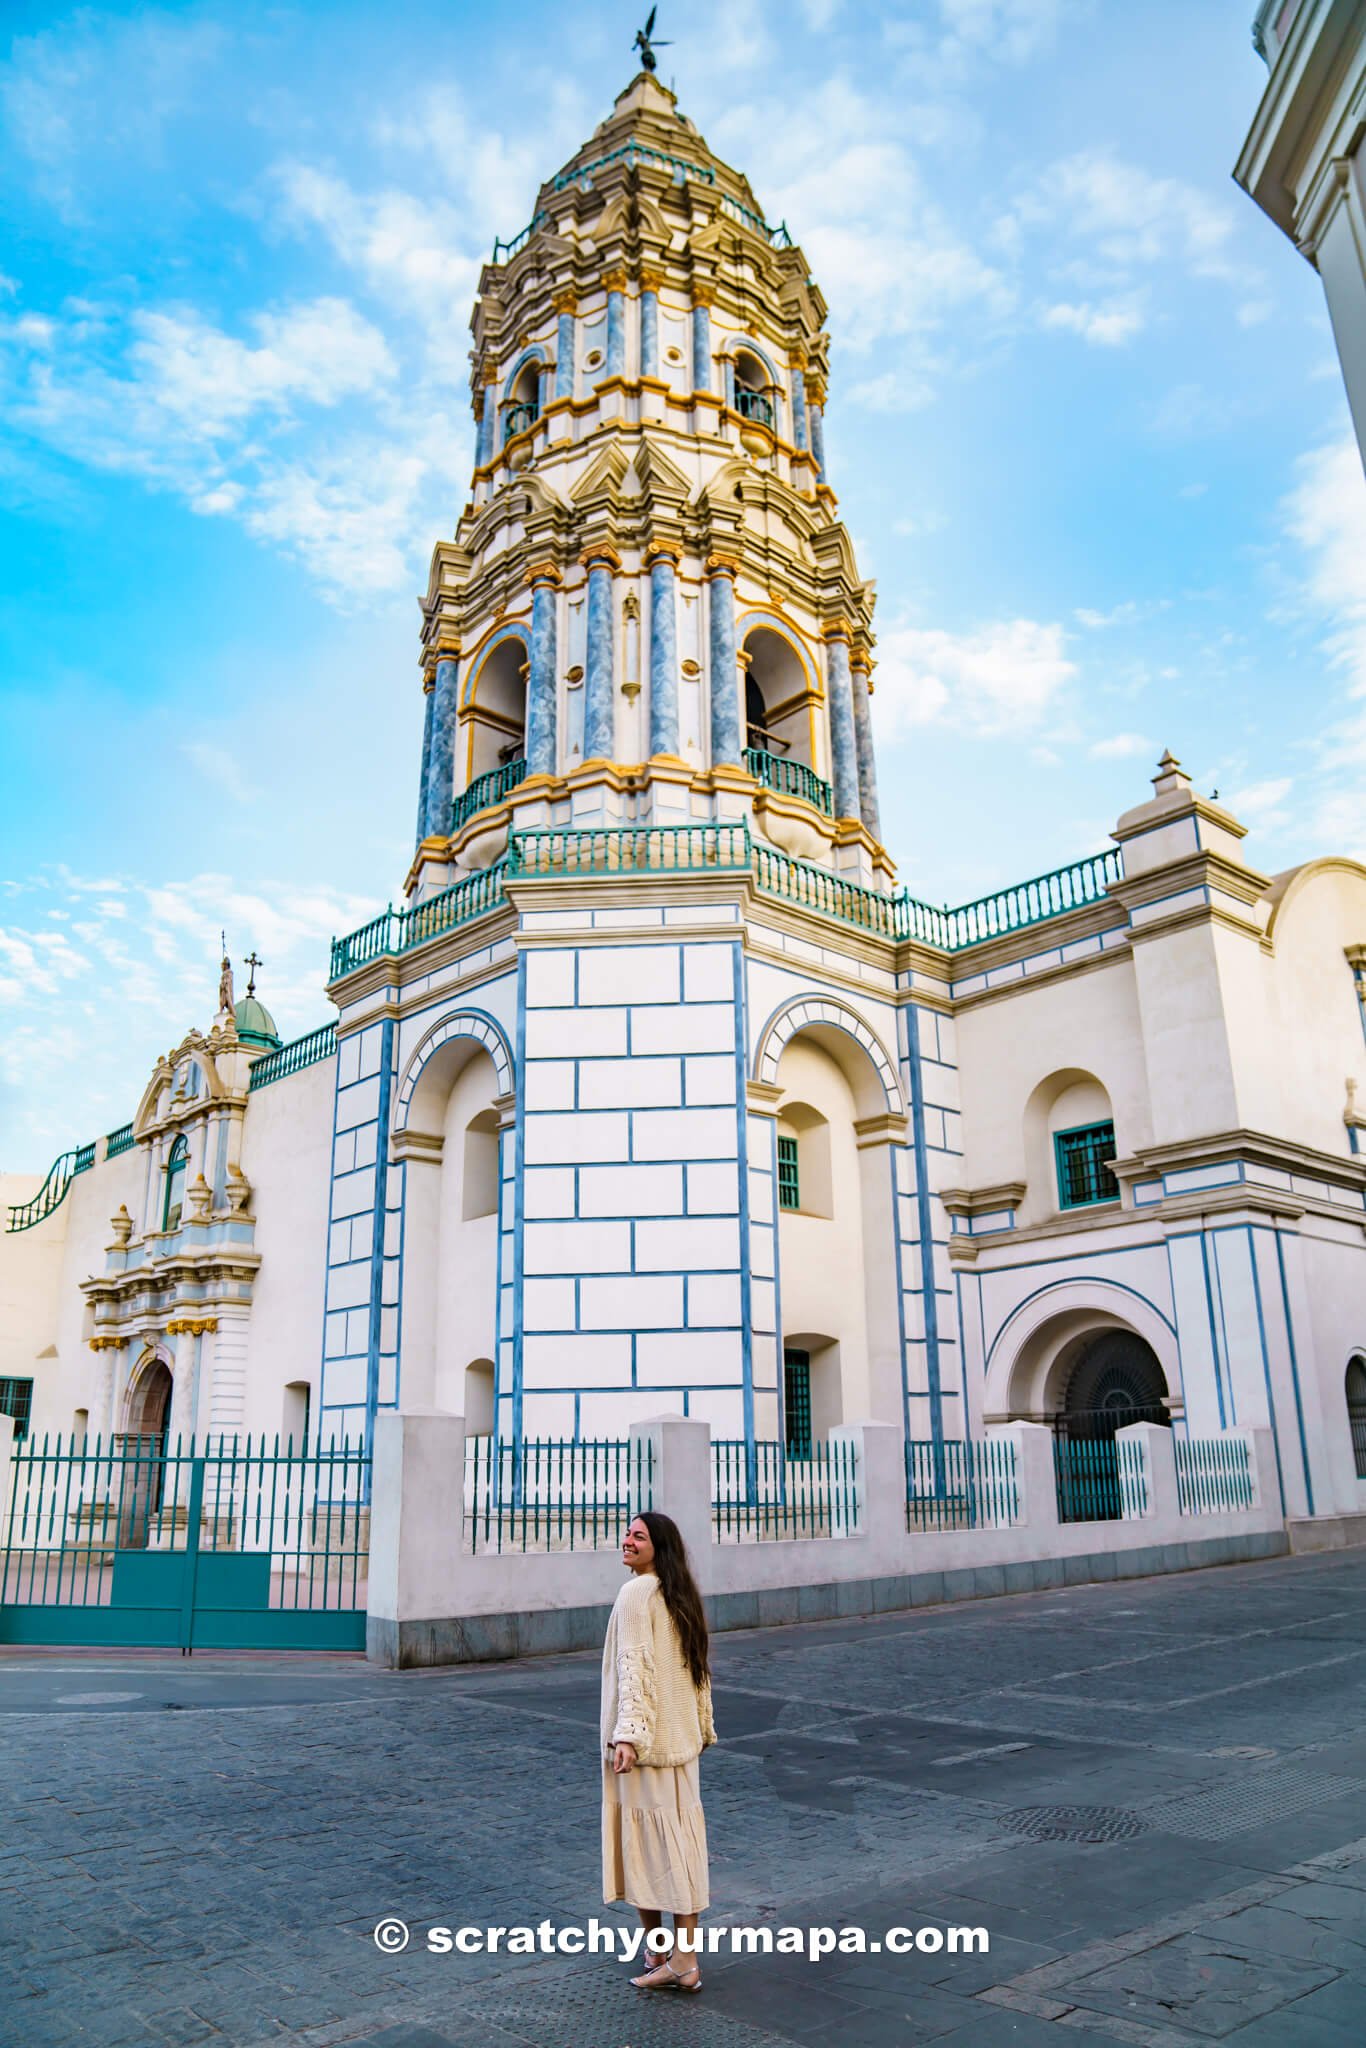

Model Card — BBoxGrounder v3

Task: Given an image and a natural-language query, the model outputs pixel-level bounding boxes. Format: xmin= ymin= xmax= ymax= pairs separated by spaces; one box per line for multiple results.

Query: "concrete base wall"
xmin=1286 ymin=1511 xmax=1366 ymax=1553
xmin=367 ymin=1526 xmax=1289 ymax=1669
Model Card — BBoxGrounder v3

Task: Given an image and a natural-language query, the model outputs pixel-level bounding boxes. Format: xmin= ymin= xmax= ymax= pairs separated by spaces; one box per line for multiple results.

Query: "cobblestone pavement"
xmin=5 ymin=1547 xmax=1366 ymax=2046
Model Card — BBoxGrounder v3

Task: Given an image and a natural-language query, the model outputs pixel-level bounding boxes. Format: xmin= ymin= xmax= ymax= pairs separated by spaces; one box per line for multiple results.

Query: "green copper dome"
xmin=234 ymin=994 xmax=281 ymax=1051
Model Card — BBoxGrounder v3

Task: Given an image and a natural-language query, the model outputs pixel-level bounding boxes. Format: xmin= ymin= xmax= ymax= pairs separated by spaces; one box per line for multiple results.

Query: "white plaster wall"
xmin=238 ymin=1061 xmax=334 ymax=1438
xmin=0 ymin=1171 xmax=69 ymax=1434
xmin=434 ymin=1053 xmax=499 ymax=1412
xmin=1255 ymin=865 xmax=1366 ymax=1155
xmin=45 ymin=1152 xmax=147 ymax=1438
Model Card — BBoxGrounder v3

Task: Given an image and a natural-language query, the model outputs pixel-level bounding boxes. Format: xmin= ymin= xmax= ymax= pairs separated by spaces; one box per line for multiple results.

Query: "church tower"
xmin=320 ymin=72 xmax=957 ymax=1459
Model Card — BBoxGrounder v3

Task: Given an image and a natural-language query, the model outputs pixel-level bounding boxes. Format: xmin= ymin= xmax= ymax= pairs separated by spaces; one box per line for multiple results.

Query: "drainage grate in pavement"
xmin=998 ymin=1805 xmax=1149 ymax=1844
xmin=1145 ymin=1764 xmax=1366 ymax=1841
xmin=459 ymin=1974 xmax=797 ymax=2047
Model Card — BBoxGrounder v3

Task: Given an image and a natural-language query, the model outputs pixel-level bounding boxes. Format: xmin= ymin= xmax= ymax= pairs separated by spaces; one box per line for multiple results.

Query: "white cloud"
xmin=874 ymin=617 xmax=1076 ymax=738
xmin=271 ymin=164 xmax=478 ymax=332
xmin=1228 ymin=776 xmax=1294 ymax=818
xmin=1280 ymin=434 xmax=1366 ymax=694
xmin=1041 ymin=296 xmax=1145 ymax=346
xmin=1009 ymin=151 xmax=1247 ymax=282
xmin=1089 ymin=731 xmax=1152 ymax=759
xmin=182 ymin=743 xmax=255 ymax=806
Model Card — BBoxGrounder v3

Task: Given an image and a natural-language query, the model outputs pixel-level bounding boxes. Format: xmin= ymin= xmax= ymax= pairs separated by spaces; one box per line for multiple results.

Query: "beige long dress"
xmin=600 ymin=1571 xmax=714 ymax=1914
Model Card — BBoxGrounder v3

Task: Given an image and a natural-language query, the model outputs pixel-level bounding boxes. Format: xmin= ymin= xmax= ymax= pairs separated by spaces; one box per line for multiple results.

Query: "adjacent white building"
xmin=5 ymin=68 xmax=1366 ymax=1542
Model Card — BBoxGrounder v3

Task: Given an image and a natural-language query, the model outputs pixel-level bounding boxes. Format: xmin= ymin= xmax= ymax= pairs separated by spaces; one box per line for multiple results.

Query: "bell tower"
xmin=320 ymin=69 xmax=956 ymax=1466
xmin=410 ymin=68 xmax=888 ymax=896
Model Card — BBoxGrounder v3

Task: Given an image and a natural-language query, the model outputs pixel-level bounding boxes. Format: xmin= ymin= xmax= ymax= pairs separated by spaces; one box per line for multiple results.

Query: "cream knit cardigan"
xmin=600 ymin=1570 xmax=716 ymax=1768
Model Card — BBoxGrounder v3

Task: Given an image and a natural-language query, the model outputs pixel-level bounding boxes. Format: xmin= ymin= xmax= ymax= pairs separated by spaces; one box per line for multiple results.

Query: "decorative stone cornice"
xmin=166 ymin=1316 xmax=218 ymax=1336
xmin=88 ymin=1335 xmax=127 ymax=1352
xmin=552 ymin=289 xmax=579 ymax=314
xmin=939 ymin=1182 xmax=1028 ymax=1220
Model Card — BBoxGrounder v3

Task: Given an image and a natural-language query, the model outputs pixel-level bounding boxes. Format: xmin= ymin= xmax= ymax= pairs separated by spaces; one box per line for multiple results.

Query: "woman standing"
xmin=601 ymin=1509 xmax=715 ymax=1994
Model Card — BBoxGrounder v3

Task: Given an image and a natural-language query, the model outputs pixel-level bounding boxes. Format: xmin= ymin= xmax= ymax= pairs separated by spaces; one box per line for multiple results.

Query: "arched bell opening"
xmin=742 ymin=626 xmax=817 ymax=777
xmin=462 ymin=636 xmax=530 ymax=795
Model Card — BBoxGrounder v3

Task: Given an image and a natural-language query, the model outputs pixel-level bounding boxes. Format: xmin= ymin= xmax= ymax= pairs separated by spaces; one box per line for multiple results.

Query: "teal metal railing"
xmin=5 ymin=1150 xmax=84 ymax=1234
xmin=248 ymin=1022 xmax=338 ymax=1092
xmin=104 ymin=1124 xmax=135 ymax=1160
xmin=1175 ymin=1435 xmax=1254 ymax=1515
xmin=1054 ymin=1434 xmax=1147 ymax=1522
xmin=452 ymin=757 xmax=528 ymax=833
xmin=711 ymin=1437 xmax=859 ymax=1541
xmin=330 ymin=864 xmax=508 ymax=980
xmin=752 ymin=842 xmax=909 ymax=938
xmin=743 ymin=748 xmax=833 ymax=816
xmin=73 ymin=1142 xmax=95 ymax=1176
xmin=553 ymin=144 xmax=716 ymax=194
xmin=491 ymin=212 xmax=549 ymax=262
xmin=464 ymin=1435 xmax=653 ymax=1553
xmin=502 ymin=402 xmax=538 ymax=441
xmin=507 ymin=823 xmax=752 ymax=878
xmin=735 ymin=387 xmax=774 ymax=429
xmin=719 ymin=194 xmax=793 ymax=246
xmin=905 ymin=1439 xmax=1019 ymax=1531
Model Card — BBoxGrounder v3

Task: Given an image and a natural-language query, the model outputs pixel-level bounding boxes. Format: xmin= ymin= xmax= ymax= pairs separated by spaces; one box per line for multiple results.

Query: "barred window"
xmin=0 ymin=1377 xmax=33 ymax=1443
xmin=1054 ymin=1120 xmax=1119 ymax=1209
xmin=163 ymin=1133 xmax=189 ymax=1232
xmin=777 ymin=1134 xmax=800 ymax=1211
xmin=784 ymin=1350 xmax=812 ymax=1458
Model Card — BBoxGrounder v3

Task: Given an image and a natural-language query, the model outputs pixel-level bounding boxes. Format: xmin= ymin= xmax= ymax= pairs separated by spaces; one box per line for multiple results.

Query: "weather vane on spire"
xmin=634 ymin=7 xmax=671 ymax=73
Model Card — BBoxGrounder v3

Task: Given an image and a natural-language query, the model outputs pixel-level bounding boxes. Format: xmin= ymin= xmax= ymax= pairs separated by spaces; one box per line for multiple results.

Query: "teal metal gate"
xmin=0 ymin=1434 xmax=369 ymax=1650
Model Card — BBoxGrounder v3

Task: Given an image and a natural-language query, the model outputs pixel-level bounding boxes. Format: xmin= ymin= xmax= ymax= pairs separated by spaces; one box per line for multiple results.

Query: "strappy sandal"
xmin=634 ymin=1956 xmax=702 ymax=1994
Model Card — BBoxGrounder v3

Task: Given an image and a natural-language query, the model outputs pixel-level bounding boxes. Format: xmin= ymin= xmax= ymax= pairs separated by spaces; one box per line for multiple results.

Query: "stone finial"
xmin=109 ymin=1205 xmax=133 ymax=1248
xmin=1151 ymin=748 xmax=1193 ymax=799
xmin=188 ymin=1173 xmax=213 ymax=1220
xmin=226 ymin=1163 xmax=253 ymax=1216
xmin=1347 ymin=1077 xmax=1364 ymax=1130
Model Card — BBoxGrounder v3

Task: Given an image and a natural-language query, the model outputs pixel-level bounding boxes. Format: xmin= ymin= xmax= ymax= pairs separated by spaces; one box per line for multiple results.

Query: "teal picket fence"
xmin=905 ymin=1438 xmax=1020 ymax=1531
xmin=464 ymin=1435 xmax=653 ymax=1553
xmin=710 ymin=1437 xmax=859 ymax=1541
xmin=1175 ymin=1435 xmax=1255 ymax=1515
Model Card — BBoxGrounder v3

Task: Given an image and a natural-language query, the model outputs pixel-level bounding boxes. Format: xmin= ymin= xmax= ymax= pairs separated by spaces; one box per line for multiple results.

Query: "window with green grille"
xmin=163 ymin=1133 xmax=189 ymax=1232
xmin=784 ymin=1350 xmax=812 ymax=1457
xmin=0 ymin=1378 xmax=33 ymax=1443
xmin=777 ymin=1134 xmax=800 ymax=1210
xmin=1054 ymin=1121 xmax=1119 ymax=1208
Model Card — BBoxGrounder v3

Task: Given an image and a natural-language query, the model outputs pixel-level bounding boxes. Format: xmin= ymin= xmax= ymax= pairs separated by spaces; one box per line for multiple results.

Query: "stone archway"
xmin=1057 ymin=1330 xmax=1171 ymax=1441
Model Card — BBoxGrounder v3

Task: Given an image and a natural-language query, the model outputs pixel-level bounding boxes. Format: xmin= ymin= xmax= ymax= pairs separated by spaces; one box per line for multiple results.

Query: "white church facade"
xmin=6 ymin=71 xmax=1366 ymax=1543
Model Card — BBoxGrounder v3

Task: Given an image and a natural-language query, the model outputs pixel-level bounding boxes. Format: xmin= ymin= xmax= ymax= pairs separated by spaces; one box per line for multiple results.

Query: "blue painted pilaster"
xmin=526 ymin=572 xmax=559 ymax=776
xmin=809 ymin=400 xmax=827 ymax=483
xmin=365 ymin=1015 xmax=396 ymax=1440
xmin=791 ymin=364 xmax=808 ymax=452
xmin=691 ymin=299 xmax=712 ymax=392
xmin=414 ymin=679 xmax=435 ymax=848
xmin=825 ymin=630 xmax=860 ymax=821
xmin=583 ymin=559 xmax=616 ymax=761
xmin=723 ymin=357 xmax=736 ymax=411
xmin=554 ymin=308 xmax=575 ymax=401
xmin=424 ymin=652 xmax=460 ymax=838
xmin=606 ymin=288 xmax=625 ymax=378
xmin=648 ymin=551 xmax=680 ymax=758
xmin=707 ymin=563 xmax=741 ymax=767
xmin=640 ymin=288 xmax=659 ymax=378
xmin=851 ymin=656 xmax=881 ymax=840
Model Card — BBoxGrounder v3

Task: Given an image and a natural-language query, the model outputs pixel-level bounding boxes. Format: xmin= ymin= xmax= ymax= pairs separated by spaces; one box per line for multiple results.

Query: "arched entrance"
xmin=1056 ymin=1330 xmax=1171 ymax=1442
xmin=119 ymin=1356 xmax=174 ymax=1545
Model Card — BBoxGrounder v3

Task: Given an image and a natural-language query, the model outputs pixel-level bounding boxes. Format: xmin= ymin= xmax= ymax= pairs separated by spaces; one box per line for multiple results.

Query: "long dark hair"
xmin=636 ymin=1511 xmax=710 ymax=1686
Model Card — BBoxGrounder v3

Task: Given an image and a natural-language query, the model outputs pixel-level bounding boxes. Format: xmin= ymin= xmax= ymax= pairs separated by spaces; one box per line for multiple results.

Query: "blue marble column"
xmin=707 ymin=564 xmax=741 ymax=767
xmin=640 ymin=284 xmax=659 ymax=379
xmin=583 ymin=558 xmax=616 ymax=762
xmin=554 ymin=304 xmax=575 ymax=401
xmin=825 ymin=631 xmax=860 ymax=821
xmin=475 ymin=382 xmax=494 ymax=468
xmin=424 ymin=652 xmax=461 ymax=837
xmin=414 ymin=680 xmax=435 ymax=847
xmin=790 ymin=364 xmax=809 ymax=452
xmin=851 ymin=656 xmax=882 ymax=841
xmin=525 ymin=571 xmax=560 ymax=776
xmin=648 ymin=551 xmax=680 ymax=758
xmin=808 ymin=399 xmax=827 ymax=484
xmin=691 ymin=298 xmax=712 ymax=393
xmin=605 ymin=280 xmax=626 ymax=378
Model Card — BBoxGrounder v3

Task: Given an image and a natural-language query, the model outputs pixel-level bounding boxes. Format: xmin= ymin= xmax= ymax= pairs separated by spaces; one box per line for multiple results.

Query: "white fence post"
xmin=367 ymin=1409 xmax=466 ymax=1666
xmin=631 ymin=1414 xmax=712 ymax=1565
xmin=1247 ymin=1426 xmax=1278 ymax=1512
xmin=1115 ymin=1421 xmax=1158 ymax=1520
xmin=1128 ymin=1422 xmax=1179 ymax=1524
xmin=831 ymin=1421 xmax=903 ymax=1543
xmin=990 ymin=1422 xmax=1057 ymax=1537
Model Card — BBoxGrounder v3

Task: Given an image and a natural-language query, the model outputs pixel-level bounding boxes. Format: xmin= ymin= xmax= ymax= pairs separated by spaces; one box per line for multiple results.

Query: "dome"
xmin=234 ymin=995 xmax=281 ymax=1051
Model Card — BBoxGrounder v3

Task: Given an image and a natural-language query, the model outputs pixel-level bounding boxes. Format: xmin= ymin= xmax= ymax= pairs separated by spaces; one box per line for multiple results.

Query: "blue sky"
xmin=2 ymin=0 xmax=1364 ymax=1173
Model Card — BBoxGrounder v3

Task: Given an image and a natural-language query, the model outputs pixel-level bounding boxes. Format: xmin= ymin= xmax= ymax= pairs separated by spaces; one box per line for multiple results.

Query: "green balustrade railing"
xmin=491 ymin=211 xmax=549 ymax=262
xmin=5 ymin=1149 xmax=84 ymax=1234
xmin=507 ymin=822 xmax=752 ymax=878
xmin=502 ymin=403 xmax=538 ymax=442
xmin=330 ymin=864 xmax=508 ymax=980
xmin=752 ymin=842 xmax=909 ymax=938
xmin=1175 ymin=1435 xmax=1254 ymax=1515
xmin=711 ymin=1437 xmax=859 ymax=1541
xmin=465 ymin=1435 xmax=653 ymax=1553
xmin=742 ymin=748 xmax=834 ymax=816
xmin=939 ymin=848 xmax=1123 ymax=948
xmin=719 ymin=194 xmax=794 ymax=246
xmin=248 ymin=1022 xmax=338 ymax=1092
xmin=452 ymin=757 xmax=528 ymax=833
xmin=73 ymin=1142 xmax=95 ymax=1176
xmin=104 ymin=1123 xmax=135 ymax=1160
xmin=905 ymin=1438 xmax=1019 ymax=1531
xmin=735 ymin=387 xmax=774 ymax=429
